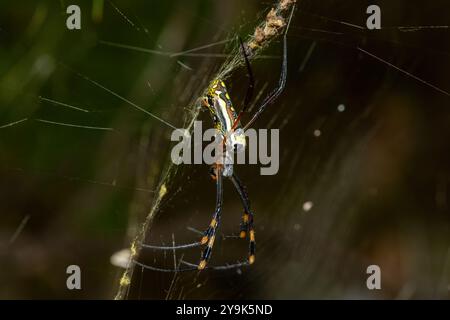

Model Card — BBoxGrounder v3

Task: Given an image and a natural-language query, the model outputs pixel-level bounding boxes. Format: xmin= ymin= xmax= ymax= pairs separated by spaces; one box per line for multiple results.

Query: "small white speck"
xmin=313 ymin=129 xmax=321 ymax=137
xmin=110 ymin=248 xmax=131 ymax=269
xmin=197 ymin=283 xmax=202 ymax=288
xmin=302 ymin=201 xmax=313 ymax=212
xmin=294 ymin=224 xmax=301 ymax=231
xmin=337 ymin=104 xmax=346 ymax=112
xmin=32 ymin=54 xmax=55 ymax=78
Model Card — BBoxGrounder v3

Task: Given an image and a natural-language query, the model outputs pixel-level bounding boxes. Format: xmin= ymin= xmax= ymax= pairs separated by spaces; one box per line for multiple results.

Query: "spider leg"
xmin=140 ymin=231 xmax=241 ymax=251
xmin=181 ymin=260 xmax=249 ymax=270
xmin=133 ymin=259 xmax=250 ymax=273
xmin=229 ymin=172 xmax=256 ymax=265
xmin=229 ymin=173 xmax=251 ymax=238
xmin=140 ymin=241 xmax=202 ymax=250
xmin=134 ymin=260 xmax=198 ymax=273
xmin=138 ymin=166 xmax=223 ymax=255
xmin=197 ymin=164 xmax=224 ymax=270
xmin=134 ymin=169 xmax=253 ymax=272
xmin=232 ymin=37 xmax=255 ymax=130
xmin=135 ymin=168 xmax=223 ymax=272
xmin=243 ymin=5 xmax=295 ymax=130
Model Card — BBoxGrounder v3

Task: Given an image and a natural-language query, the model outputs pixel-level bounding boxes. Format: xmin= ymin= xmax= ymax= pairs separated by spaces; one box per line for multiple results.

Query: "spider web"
xmin=1 ymin=0 xmax=450 ymax=299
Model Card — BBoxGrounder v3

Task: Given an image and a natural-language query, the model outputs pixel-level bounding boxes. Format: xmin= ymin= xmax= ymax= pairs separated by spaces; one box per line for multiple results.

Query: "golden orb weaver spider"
xmin=136 ymin=5 xmax=294 ymax=272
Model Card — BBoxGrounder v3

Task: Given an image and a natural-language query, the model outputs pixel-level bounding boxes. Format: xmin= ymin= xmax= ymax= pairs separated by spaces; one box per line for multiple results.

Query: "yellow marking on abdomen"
xmin=208 ymin=235 xmax=216 ymax=247
xmin=198 ymin=260 xmax=207 ymax=270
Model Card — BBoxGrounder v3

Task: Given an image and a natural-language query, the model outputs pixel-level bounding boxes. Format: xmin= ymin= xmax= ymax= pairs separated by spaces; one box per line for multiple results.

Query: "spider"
xmin=136 ymin=6 xmax=294 ymax=272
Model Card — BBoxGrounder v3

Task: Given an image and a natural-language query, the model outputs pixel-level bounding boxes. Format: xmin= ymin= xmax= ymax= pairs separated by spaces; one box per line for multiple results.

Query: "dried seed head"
xmin=280 ymin=0 xmax=296 ymax=11
xmin=248 ymin=1 xmax=294 ymax=51
xmin=266 ymin=8 xmax=285 ymax=29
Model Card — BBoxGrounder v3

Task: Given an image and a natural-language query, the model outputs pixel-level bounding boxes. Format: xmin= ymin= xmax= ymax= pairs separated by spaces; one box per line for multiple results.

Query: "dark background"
xmin=1 ymin=0 xmax=449 ymax=299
